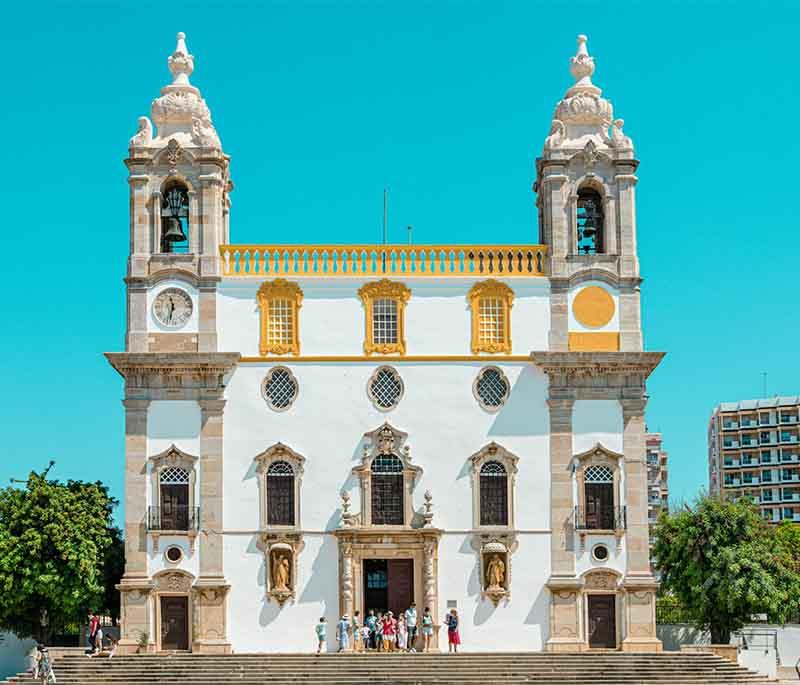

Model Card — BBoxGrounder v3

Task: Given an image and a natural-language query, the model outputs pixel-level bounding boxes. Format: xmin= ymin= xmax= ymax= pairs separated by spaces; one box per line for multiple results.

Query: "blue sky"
xmin=0 ymin=2 xmax=798 ymax=517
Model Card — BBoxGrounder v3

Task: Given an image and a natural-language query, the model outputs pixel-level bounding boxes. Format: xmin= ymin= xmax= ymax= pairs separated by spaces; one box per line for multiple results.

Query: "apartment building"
xmin=708 ymin=397 xmax=800 ymax=523
xmin=646 ymin=433 xmax=668 ymax=532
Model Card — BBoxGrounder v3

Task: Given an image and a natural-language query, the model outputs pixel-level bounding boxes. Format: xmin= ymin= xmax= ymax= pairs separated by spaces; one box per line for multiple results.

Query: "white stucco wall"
xmin=146 ymin=401 xmax=202 ymax=577
xmin=217 ymin=278 xmax=550 ymax=357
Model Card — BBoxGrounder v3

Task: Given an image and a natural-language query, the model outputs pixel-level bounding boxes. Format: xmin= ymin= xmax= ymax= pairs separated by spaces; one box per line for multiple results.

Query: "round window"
xmin=165 ymin=545 xmax=183 ymax=564
xmin=367 ymin=366 xmax=404 ymax=411
xmin=473 ymin=366 xmax=510 ymax=412
xmin=262 ymin=367 xmax=299 ymax=411
xmin=592 ymin=544 xmax=609 ymax=562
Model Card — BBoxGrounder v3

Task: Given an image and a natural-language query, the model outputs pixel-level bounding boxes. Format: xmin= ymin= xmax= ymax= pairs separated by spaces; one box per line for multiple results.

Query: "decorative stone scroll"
xmin=471 ymin=532 xmax=518 ymax=606
xmin=259 ymin=532 xmax=303 ymax=607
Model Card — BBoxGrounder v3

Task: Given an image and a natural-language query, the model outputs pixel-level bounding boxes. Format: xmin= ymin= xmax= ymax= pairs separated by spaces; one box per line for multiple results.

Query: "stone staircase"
xmin=6 ymin=652 xmax=777 ymax=684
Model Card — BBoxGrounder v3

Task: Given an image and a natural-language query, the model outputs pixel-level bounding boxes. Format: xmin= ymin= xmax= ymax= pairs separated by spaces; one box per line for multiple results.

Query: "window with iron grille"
xmin=371 ymin=454 xmax=404 ymax=525
xmin=474 ymin=367 xmax=510 ymax=411
xmin=372 ymin=298 xmax=398 ymax=345
xmin=480 ymin=461 xmax=508 ymax=526
xmin=262 ymin=367 xmax=298 ymax=411
xmin=257 ymin=280 xmax=303 ymax=356
xmin=468 ymin=281 xmax=513 ymax=354
xmin=368 ymin=366 xmax=404 ymax=411
xmin=160 ymin=467 xmax=189 ymax=485
xmin=266 ymin=460 xmax=295 ymax=526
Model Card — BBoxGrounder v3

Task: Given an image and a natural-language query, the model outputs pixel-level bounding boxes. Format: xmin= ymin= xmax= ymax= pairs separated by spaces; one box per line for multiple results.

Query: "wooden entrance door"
xmin=387 ymin=559 xmax=413 ymax=616
xmin=587 ymin=594 xmax=616 ymax=648
xmin=160 ymin=596 xmax=189 ymax=650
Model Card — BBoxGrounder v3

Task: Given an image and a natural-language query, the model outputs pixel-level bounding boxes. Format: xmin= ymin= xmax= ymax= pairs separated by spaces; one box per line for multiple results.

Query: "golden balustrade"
xmin=219 ymin=244 xmax=547 ymax=278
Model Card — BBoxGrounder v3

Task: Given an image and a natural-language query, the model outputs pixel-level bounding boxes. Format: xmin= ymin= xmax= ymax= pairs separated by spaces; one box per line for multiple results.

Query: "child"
xmin=315 ymin=617 xmax=326 ymax=654
xmin=361 ymin=623 xmax=371 ymax=651
xmin=396 ymin=614 xmax=407 ymax=651
xmin=421 ymin=607 xmax=434 ymax=652
xmin=351 ymin=611 xmax=361 ymax=652
xmin=445 ymin=608 xmax=460 ymax=653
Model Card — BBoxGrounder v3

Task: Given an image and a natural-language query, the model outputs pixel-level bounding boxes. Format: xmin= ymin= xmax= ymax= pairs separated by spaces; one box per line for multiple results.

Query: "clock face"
xmin=153 ymin=288 xmax=193 ymax=328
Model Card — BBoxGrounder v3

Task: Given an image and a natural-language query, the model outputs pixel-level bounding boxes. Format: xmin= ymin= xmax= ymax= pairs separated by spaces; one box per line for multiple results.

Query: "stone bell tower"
xmin=109 ymin=33 xmax=239 ymax=655
xmin=532 ymin=36 xmax=664 ymax=653
xmin=125 ymin=31 xmax=232 ymax=353
xmin=535 ymin=35 xmax=641 ymax=353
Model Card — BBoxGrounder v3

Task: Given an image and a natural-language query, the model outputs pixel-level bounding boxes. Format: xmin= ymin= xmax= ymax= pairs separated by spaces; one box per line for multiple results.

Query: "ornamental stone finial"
xmin=568 ymin=34 xmax=600 ymax=97
xmin=168 ymin=31 xmax=195 ymax=89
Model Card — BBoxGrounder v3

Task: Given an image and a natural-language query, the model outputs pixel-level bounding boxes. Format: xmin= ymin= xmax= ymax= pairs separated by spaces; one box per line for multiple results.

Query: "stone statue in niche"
xmin=486 ymin=554 xmax=506 ymax=590
xmin=272 ymin=553 xmax=291 ymax=592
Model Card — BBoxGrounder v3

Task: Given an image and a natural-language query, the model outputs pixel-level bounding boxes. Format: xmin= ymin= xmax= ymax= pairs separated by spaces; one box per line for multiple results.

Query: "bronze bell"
xmin=163 ymin=216 xmax=186 ymax=243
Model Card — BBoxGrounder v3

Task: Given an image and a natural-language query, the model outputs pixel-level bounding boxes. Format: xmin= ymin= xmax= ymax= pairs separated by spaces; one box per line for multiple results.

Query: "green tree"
xmin=101 ymin=527 xmax=125 ymax=625
xmin=653 ymin=495 xmax=800 ymax=644
xmin=0 ymin=466 xmax=118 ymax=642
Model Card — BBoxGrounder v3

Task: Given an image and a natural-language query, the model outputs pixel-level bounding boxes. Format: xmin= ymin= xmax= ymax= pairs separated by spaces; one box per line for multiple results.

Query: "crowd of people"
xmin=317 ymin=603 xmax=461 ymax=654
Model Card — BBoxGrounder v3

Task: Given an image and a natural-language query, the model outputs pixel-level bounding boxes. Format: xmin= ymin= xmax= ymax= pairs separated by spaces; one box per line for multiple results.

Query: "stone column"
xmin=126 ymin=285 xmax=149 ymax=353
xmin=340 ymin=543 xmax=354 ymax=620
xmin=117 ymin=399 xmax=154 ymax=654
xmin=615 ymin=172 xmax=640 ymax=278
xmin=198 ymin=286 xmax=218 ymax=353
xmin=619 ymin=286 xmax=643 ymax=352
xmin=546 ymin=397 xmax=583 ymax=651
xmin=194 ymin=398 xmax=231 ymax=654
xmin=620 ymin=397 xmax=662 ymax=652
xmin=422 ymin=539 xmax=439 ymax=650
xmin=128 ymin=175 xmax=151 ymax=277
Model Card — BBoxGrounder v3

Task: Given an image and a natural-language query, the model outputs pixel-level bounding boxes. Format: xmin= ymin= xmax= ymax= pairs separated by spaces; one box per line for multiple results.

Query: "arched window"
xmin=480 ymin=461 xmax=508 ymax=526
xmin=266 ymin=461 xmax=295 ymax=526
xmin=576 ymin=188 xmax=604 ymax=255
xmin=371 ymin=454 xmax=404 ymax=525
xmin=159 ymin=467 xmax=190 ymax=530
xmin=584 ymin=464 xmax=614 ymax=529
xmin=161 ymin=182 xmax=190 ymax=253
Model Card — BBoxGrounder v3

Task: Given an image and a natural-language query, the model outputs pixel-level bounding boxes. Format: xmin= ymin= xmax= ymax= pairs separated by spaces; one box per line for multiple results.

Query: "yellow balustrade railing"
xmin=219 ymin=244 xmax=547 ymax=278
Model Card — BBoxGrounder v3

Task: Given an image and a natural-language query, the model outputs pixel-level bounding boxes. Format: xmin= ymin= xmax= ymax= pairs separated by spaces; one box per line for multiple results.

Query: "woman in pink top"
xmin=382 ymin=612 xmax=396 ymax=652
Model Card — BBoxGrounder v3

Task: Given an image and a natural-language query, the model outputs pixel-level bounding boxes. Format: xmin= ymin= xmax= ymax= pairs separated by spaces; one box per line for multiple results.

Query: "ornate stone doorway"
xmin=160 ymin=596 xmax=189 ymax=651
xmin=587 ymin=594 xmax=616 ymax=649
xmin=363 ymin=558 xmax=414 ymax=615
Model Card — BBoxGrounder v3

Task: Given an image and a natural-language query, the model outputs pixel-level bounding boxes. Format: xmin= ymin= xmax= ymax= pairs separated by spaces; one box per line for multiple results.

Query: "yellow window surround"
xmin=358 ymin=279 xmax=411 ymax=356
xmin=468 ymin=280 xmax=514 ymax=354
xmin=257 ymin=279 xmax=303 ymax=356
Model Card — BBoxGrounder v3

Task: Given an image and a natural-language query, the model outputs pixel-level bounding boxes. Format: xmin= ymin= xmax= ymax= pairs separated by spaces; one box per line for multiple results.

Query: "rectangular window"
xmin=762 ymin=471 xmax=772 ymax=482
xmin=478 ymin=297 xmax=505 ymax=346
xmin=267 ymin=298 xmax=293 ymax=347
xmin=372 ymin=298 xmax=399 ymax=345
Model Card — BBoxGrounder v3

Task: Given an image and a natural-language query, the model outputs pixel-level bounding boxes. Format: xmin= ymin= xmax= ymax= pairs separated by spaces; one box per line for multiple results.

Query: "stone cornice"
xmin=105 ymin=352 xmax=240 ymax=393
xmin=530 ymin=351 xmax=664 ymax=380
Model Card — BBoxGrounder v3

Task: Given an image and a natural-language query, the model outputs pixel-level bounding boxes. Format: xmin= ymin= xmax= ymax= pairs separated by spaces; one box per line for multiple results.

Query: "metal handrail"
xmin=574 ymin=505 xmax=627 ymax=531
xmin=146 ymin=505 xmax=199 ymax=532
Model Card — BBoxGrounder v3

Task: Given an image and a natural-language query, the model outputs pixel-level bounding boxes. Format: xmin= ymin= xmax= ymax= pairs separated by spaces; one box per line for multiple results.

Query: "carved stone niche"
xmin=471 ymin=533 xmax=518 ymax=606
xmin=259 ymin=532 xmax=304 ymax=607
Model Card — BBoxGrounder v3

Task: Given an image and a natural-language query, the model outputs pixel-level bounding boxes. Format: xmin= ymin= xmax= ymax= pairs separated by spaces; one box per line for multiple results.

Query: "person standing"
xmin=421 ymin=607 xmax=434 ymax=652
xmin=396 ymin=614 xmax=407 ymax=651
xmin=381 ymin=612 xmax=395 ymax=652
xmin=315 ymin=616 xmax=327 ymax=654
xmin=375 ymin=612 xmax=384 ymax=651
xmin=352 ymin=611 xmax=362 ymax=652
xmin=87 ymin=612 xmax=99 ymax=652
xmin=445 ymin=608 xmax=460 ymax=653
xmin=336 ymin=614 xmax=350 ymax=653
xmin=365 ymin=610 xmax=377 ymax=650
xmin=404 ymin=603 xmax=417 ymax=651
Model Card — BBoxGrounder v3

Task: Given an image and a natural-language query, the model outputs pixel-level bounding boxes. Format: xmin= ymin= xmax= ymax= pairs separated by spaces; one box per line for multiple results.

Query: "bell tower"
xmin=125 ymin=32 xmax=232 ymax=352
xmin=535 ymin=35 xmax=641 ymax=353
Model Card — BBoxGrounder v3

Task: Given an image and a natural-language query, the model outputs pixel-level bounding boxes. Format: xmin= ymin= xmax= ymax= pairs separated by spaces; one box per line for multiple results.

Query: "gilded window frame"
xmin=358 ymin=280 xmax=411 ymax=355
xmin=257 ymin=279 xmax=303 ymax=356
xmin=468 ymin=280 xmax=514 ymax=354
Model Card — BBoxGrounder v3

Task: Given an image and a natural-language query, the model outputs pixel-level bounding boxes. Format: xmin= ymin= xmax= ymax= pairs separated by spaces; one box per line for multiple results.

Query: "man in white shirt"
xmin=404 ymin=603 xmax=418 ymax=652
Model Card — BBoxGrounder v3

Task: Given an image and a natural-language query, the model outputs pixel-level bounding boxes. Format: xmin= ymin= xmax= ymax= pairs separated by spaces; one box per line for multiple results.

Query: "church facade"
xmin=107 ymin=32 xmax=663 ymax=654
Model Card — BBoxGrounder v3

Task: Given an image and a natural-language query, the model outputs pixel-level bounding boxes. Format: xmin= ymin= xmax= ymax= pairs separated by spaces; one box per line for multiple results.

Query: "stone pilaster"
xmin=194 ymin=398 xmax=231 ymax=653
xmin=126 ymin=285 xmax=148 ymax=353
xmin=549 ymin=283 xmax=570 ymax=352
xmin=117 ymin=398 xmax=154 ymax=653
xmin=618 ymin=285 xmax=643 ymax=352
xmin=546 ymin=397 xmax=583 ymax=651
xmin=621 ymin=396 xmax=662 ymax=652
xmin=198 ymin=286 xmax=218 ymax=352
